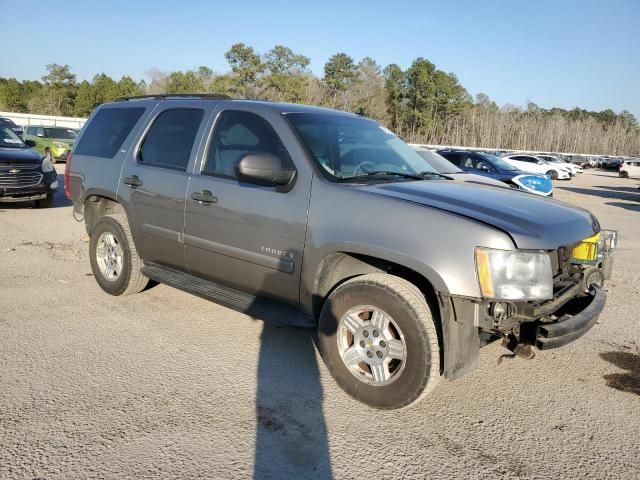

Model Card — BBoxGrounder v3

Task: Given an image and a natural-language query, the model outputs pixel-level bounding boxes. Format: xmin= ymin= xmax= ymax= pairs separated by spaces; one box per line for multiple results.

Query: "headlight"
xmin=41 ymin=158 xmax=54 ymax=173
xmin=54 ymin=142 xmax=66 ymax=148
xmin=476 ymin=247 xmax=553 ymax=300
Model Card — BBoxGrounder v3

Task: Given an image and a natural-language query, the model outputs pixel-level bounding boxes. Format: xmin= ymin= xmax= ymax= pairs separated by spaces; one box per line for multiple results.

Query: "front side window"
xmin=139 ymin=108 xmax=204 ymax=170
xmin=36 ymin=127 xmax=45 ymax=137
xmin=203 ymin=110 xmax=292 ymax=179
xmin=287 ymin=113 xmax=436 ymax=181
xmin=478 ymin=152 xmax=518 ymax=171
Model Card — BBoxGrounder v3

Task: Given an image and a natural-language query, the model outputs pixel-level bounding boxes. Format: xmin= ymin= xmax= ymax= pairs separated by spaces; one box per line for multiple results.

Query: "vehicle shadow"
xmin=251 ymin=274 xmax=333 ymax=480
xmin=605 ymin=202 xmax=640 ymax=212
xmin=556 ymin=186 xmax=640 ymax=203
xmin=600 ymin=351 xmax=640 ymax=396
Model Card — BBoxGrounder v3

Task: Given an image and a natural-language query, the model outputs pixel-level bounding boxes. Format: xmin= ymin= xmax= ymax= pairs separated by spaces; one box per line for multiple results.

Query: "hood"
xmin=51 ymin=138 xmax=74 ymax=145
xmin=449 ymin=172 xmax=509 ymax=189
xmin=361 ymin=180 xmax=597 ymax=249
xmin=0 ymin=146 xmax=43 ymax=166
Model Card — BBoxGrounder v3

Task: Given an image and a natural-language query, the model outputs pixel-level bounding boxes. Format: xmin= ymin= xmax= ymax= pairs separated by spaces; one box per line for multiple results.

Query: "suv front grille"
xmin=0 ymin=167 xmax=43 ymax=188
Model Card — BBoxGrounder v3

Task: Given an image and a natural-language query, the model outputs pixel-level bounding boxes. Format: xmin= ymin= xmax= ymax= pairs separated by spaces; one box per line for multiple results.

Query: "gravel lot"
xmin=1 ymin=167 xmax=639 ymax=479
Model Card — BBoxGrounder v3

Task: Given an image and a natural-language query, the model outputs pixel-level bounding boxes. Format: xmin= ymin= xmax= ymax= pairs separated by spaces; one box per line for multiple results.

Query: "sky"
xmin=1 ymin=0 xmax=638 ymax=117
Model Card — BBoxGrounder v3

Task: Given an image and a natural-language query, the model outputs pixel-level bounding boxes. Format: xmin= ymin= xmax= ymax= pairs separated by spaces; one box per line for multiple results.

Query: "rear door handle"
xmin=123 ymin=175 xmax=143 ymax=188
xmin=191 ymin=190 xmax=218 ymax=205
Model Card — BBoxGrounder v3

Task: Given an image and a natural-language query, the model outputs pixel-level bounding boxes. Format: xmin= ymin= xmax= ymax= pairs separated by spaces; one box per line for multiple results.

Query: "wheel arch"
xmin=84 ymin=194 xmax=128 ymax=235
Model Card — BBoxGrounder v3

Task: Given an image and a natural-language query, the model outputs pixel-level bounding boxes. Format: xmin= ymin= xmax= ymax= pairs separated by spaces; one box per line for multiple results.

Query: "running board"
xmin=141 ymin=263 xmax=315 ymax=329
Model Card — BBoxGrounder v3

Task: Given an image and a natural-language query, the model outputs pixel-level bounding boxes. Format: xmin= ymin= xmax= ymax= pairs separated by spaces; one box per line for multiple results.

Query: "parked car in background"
xmin=411 ymin=147 xmax=510 ymax=189
xmin=619 ymin=159 xmax=640 ymax=179
xmin=601 ymin=158 xmax=624 ymax=171
xmin=437 ymin=149 xmax=553 ymax=196
xmin=500 ymin=153 xmax=572 ymax=180
xmin=0 ymin=123 xmax=58 ymax=207
xmin=67 ymin=95 xmax=616 ymax=409
xmin=0 ymin=117 xmax=24 ymax=138
xmin=23 ymin=125 xmax=77 ymax=163
xmin=537 ymin=154 xmax=583 ymax=175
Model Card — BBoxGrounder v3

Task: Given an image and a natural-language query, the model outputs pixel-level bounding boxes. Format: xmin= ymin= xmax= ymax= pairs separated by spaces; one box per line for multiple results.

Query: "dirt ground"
xmin=1 ymin=167 xmax=639 ymax=479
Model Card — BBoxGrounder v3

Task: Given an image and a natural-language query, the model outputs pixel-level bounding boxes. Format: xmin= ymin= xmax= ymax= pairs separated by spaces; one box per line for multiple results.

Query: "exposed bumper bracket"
xmin=535 ymin=285 xmax=606 ymax=350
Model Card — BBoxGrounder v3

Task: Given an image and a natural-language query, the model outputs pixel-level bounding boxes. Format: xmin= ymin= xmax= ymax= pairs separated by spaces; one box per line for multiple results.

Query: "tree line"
xmin=1 ymin=43 xmax=638 ymax=156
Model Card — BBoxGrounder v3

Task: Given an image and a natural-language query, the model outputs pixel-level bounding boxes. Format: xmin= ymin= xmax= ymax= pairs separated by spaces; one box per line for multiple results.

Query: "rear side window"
xmin=74 ymin=108 xmax=144 ymax=158
xmin=139 ymin=108 xmax=204 ymax=171
xmin=203 ymin=110 xmax=291 ymax=179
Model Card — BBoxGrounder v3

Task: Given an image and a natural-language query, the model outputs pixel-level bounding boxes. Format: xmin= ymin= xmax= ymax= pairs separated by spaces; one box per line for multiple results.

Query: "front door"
xmin=119 ymin=103 xmax=210 ymax=270
xmin=184 ymin=108 xmax=312 ymax=305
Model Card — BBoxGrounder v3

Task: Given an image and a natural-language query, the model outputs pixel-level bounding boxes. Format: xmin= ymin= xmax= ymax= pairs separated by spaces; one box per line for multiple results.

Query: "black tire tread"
xmin=322 ymin=273 xmax=440 ymax=409
xmin=102 ymin=214 xmax=148 ymax=296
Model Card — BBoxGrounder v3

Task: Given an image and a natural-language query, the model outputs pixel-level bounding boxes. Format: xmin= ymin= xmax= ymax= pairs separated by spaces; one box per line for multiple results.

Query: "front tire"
xmin=35 ymin=194 xmax=54 ymax=208
xmin=89 ymin=214 xmax=149 ymax=296
xmin=546 ymin=170 xmax=558 ymax=180
xmin=317 ymin=273 xmax=441 ymax=409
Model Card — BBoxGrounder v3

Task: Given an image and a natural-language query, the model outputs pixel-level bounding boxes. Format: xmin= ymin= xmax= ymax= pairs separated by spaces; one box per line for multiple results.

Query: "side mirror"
xmin=237 ymin=153 xmax=295 ymax=187
xmin=24 ymin=139 xmax=36 ymax=147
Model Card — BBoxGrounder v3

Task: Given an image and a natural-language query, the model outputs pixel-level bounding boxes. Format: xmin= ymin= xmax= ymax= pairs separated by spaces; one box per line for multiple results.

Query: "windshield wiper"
xmin=418 ymin=171 xmax=454 ymax=180
xmin=338 ymin=170 xmax=426 ymax=182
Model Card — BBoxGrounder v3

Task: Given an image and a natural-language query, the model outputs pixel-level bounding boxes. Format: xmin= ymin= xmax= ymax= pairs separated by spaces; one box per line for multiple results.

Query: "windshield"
xmin=414 ymin=150 xmax=462 ymax=174
xmin=45 ymin=127 xmax=77 ymax=140
xmin=286 ymin=113 xmax=436 ymax=180
xmin=540 ymin=156 xmax=563 ymax=164
xmin=478 ymin=152 xmax=519 ymax=171
xmin=0 ymin=125 xmax=26 ymax=148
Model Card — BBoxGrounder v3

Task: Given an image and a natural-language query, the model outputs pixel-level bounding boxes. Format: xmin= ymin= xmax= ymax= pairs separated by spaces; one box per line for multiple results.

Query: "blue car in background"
xmin=437 ymin=149 xmax=553 ymax=197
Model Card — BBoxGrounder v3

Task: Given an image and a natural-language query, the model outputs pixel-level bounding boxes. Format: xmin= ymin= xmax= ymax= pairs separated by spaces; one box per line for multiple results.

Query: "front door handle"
xmin=123 ymin=175 xmax=143 ymax=188
xmin=191 ymin=190 xmax=218 ymax=205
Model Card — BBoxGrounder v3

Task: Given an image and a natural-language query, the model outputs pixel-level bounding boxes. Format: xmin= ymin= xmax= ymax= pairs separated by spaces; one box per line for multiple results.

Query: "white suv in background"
xmin=619 ymin=159 xmax=640 ymax=179
xmin=537 ymin=154 xmax=583 ymax=175
xmin=500 ymin=154 xmax=572 ymax=180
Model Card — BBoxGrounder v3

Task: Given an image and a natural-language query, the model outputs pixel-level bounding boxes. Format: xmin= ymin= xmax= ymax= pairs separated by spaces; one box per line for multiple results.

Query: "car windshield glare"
xmin=0 ymin=125 xmax=25 ymax=148
xmin=286 ymin=113 xmax=437 ymax=181
xmin=415 ymin=149 xmax=462 ymax=173
xmin=45 ymin=127 xmax=77 ymax=140
xmin=479 ymin=152 xmax=519 ymax=170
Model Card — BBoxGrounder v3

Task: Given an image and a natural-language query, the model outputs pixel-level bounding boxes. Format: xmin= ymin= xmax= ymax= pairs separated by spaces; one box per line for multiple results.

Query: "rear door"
xmin=118 ymin=101 xmax=212 ymax=270
xmin=183 ymin=106 xmax=312 ymax=305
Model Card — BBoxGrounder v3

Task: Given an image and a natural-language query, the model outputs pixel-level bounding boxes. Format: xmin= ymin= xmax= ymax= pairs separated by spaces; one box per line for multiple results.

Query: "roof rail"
xmin=115 ymin=93 xmax=231 ymax=102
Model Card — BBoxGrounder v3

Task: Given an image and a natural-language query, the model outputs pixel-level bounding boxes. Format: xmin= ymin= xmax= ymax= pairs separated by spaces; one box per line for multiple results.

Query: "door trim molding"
xmin=183 ymin=234 xmax=294 ymax=274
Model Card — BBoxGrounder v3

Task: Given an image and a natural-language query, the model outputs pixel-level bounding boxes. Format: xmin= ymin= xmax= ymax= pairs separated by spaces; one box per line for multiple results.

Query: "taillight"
xmin=64 ymin=153 xmax=72 ymax=199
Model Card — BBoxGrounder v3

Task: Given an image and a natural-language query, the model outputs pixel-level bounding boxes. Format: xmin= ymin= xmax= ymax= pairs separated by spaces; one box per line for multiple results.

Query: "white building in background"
xmin=0 ymin=111 xmax=87 ymax=129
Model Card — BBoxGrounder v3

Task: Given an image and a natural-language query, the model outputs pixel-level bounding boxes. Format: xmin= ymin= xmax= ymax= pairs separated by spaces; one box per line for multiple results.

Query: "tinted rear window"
xmin=139 ymin=108 xmax=204 ymax=171
xmin=74 ymin=107 xmax=145 ymax=158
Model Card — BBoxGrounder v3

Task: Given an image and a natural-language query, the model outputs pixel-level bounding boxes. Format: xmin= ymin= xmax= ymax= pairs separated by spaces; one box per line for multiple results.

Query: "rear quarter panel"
xmin=69 ymin=103 xmax=157 ymax=210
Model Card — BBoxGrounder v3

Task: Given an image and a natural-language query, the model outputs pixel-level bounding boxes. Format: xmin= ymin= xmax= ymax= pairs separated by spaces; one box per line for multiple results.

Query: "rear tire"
xmin=546 ymin=170 xmax=558 ymax=180
xmin=317 ymin=273 xmax=441 ymax=409
xmin=89 ymin=214 xmax=149 ymax=296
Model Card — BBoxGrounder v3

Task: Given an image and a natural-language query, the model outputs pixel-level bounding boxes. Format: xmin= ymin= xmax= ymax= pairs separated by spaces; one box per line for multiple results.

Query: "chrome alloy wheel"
xmin=95 ymin=232 xmax=123 ymax=281
xmin=337 ymin=306 xmax=407 ymax=386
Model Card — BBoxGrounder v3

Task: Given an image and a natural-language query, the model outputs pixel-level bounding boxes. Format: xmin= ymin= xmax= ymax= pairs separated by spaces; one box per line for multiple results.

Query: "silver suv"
xmin=66 ymin=94 xmax=616 ymax=409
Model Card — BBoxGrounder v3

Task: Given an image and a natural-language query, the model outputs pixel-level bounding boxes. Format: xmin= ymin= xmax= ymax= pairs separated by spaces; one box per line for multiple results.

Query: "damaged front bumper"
xmin=440 ymin=230 xmax=617 ymax=379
